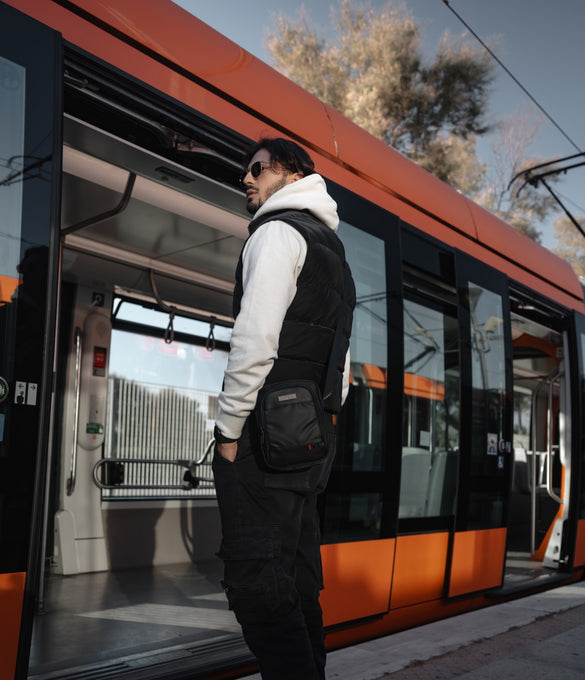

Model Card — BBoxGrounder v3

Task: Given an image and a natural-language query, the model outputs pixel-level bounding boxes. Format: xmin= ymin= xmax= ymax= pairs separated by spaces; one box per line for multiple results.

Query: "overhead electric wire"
xmin=555 ymin=189 xmax=585 ymax=218
xmin=442 ymin=0 xmax=583 ymax=154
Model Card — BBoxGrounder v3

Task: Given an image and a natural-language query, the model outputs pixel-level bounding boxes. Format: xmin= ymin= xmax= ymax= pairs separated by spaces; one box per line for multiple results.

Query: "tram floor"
xmin=503 ymin=552 xmax=556 ymax=588
xmin=29 ymin=560 xmax=244 ymax=679
xmin=27 ymin=552 xmax=559 ymax=679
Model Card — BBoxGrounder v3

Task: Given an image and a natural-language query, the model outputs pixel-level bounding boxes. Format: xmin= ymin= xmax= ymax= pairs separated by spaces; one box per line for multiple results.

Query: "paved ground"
xmin=362 ymin=603 xmax=585 ymax=679
xmin=243 ymin=580 xmax=585 ymax=679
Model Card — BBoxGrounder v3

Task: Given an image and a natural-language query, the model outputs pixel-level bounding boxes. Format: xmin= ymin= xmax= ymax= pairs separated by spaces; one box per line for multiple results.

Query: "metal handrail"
xmin=92 ymin=438 xmax=215 ymax=491
xmin=547 ymin=371 xmax=563 ymax=505
xmin=66 ymin=327 xmax=82 ymax=495
xmin=530 ymin=372 xmax=557 ymax=553
xmin=61 ymin=171 xmax=136 ymax=236
xmin=529 ymin=370 xmax=563 ymax=552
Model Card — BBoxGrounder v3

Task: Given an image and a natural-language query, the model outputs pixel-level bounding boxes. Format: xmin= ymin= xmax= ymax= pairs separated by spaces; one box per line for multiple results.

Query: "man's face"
xmin=241 ymin=148 xmax=300 ymax=215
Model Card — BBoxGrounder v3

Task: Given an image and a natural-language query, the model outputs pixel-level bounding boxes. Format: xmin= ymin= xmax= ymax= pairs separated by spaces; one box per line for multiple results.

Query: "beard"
xmin=245 ymin=176 xmax=289 ymax=215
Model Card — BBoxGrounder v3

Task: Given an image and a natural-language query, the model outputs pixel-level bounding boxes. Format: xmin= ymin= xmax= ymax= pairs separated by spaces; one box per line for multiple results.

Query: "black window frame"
xmin=320 ymin=181 xmax=402 ymax=543
xmin=398 ymin=224 xmax=459 ymax=534
xmin=455 ymin=252 xmax=514 ymax=532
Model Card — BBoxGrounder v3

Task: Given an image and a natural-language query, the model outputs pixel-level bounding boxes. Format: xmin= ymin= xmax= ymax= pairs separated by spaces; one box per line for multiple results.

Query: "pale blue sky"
xmin=173 ymin=0 xmax=585 ymax=250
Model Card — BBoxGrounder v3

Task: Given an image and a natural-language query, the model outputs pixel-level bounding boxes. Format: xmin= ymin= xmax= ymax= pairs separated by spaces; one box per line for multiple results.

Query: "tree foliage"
xmin=477 ymin=109 xmax=556 ymax=242
xmin=267 ymin=1 xmax=494 ymax=193
xmin=267 ymin=1 xmax=561 ymax=243
xmin=553 ymin=215 xmax=585 ymax=277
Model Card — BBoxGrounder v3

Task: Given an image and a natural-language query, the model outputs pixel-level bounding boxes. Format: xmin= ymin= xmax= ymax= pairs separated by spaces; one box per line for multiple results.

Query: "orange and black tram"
xmin=1 ymin=2 xmax=585 ymax=679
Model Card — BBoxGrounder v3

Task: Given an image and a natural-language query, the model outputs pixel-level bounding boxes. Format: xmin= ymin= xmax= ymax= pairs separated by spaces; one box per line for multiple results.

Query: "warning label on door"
xmin=487 ymin=433 xmax=498 ymax=455
xmin=14 ymin=381 xmax=38 ymax=405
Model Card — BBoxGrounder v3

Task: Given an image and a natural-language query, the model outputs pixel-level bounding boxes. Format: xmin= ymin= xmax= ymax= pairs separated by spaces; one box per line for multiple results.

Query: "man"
xmin=213 ymin=138 xmax=355 ymax=679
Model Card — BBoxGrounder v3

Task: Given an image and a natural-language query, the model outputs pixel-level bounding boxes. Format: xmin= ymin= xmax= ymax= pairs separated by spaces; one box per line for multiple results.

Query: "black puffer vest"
xmin=233 ymin=209 xmax=355 ymax=412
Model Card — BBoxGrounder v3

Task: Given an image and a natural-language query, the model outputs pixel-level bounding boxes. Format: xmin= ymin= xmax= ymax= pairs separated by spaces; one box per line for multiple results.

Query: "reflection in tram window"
xmin=468 ymin=284 xmax=507 ymax=528
xmin=400 ymin=297 xmax=460 ymax=519
xmin=322 ymin=223 xmax=388 ymax=542
xmin=103 ymin=300 xmax=230 ymax=498
xmin=580 ymin=332 xmax=585 ymax=518
xmin=335 ymin=222 xmax=387 ymax=473
xmin=323 ymin=492 xmax=383 ymax=542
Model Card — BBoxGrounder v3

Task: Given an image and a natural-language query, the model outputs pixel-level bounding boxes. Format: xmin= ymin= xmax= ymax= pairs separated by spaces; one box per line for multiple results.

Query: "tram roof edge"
xmin=8 ymin=0 xmax=583 ymax=308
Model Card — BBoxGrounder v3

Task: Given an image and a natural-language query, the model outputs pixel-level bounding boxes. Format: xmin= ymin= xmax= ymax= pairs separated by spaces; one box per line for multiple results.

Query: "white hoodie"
xmin=215 ymin=173 xmax=350 ymax=440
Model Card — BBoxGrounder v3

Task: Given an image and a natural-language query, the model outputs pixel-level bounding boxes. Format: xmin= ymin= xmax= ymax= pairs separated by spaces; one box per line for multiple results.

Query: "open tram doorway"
xmin=28 ymin=101 xmax=256 ymax=678
xmin=506 ymin=302 xmax=570 ymax=588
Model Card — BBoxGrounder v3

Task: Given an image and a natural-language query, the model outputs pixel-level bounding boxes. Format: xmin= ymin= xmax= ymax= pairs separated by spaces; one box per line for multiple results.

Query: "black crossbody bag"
xmin=255 ymin=268 xmax=350 ymax=471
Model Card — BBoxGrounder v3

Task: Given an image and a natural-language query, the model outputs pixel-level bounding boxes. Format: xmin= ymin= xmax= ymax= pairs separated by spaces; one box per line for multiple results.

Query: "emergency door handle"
xmin=67 ymin=326 xmax=82 ymax=495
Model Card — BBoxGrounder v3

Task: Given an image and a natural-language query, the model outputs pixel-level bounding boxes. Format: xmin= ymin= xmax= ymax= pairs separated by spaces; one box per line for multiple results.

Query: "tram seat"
xmin=513 ymin=460 xmax=531 ymax=494
xmin=426 ymin=450 xmax=458 ymax=516
xmin=508 ymin=447 xmax=533 ymax=551
xmin=399 ymin=447 xmax=432 ymax=518
xmin=513 ymin=448 xmax=532 ymax=494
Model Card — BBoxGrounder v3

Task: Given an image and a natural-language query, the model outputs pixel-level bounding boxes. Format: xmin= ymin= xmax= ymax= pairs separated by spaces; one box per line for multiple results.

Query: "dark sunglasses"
xmin=239 ymin=161 xmax=271 ymax=186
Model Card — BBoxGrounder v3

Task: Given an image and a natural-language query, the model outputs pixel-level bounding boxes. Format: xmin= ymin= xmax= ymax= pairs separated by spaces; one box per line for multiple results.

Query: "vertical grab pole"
xmin=67 ymin=327 xmax=82 ymax=495
xmin=547 ymin=372 xmax=563 ymax=505
xmin=530 ymin=378 xmax=547 ymax=555
xmin=530 ymin=371 xmax=562 ymax=554
xmin=530 ymin=385 xmax=538 ymax=555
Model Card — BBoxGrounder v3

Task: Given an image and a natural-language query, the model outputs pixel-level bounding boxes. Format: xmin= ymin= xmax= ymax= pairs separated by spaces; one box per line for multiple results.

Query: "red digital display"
xmin=93 ymin=347 xmax=107 ymax=369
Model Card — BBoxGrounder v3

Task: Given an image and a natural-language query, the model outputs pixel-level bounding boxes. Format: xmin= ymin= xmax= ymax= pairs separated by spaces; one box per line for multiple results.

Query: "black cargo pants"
xmin=212 ymin=418 xmax=335 ymax=680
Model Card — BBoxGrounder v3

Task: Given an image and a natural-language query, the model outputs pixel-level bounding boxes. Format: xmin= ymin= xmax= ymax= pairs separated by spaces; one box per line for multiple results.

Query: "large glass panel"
xmin=322 ymin=221 xmax=388 ymax=542
xmin=580 ymin=331 xmax=585 ymax=518
xmin=467 ymin=283 xmax=507 ymax=527
xmin=102 ymin=300 xmax=230 ymax=498
xmin=0 ymin=18 xmax=58 ymax=573
xmin=337 ymin=221 xmax=387 ymax=470
xmin=579 ymin=333 xmax=585 ymax=519
xmin=400 ymin=297 xmax=460 ymax=518
xmin=0 ymin=56 xmax=25 ymax=301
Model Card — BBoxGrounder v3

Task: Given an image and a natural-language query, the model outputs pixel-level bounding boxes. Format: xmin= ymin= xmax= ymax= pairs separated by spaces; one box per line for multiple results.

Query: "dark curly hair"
xmin=243 ymin=137 xmax=315 ymax=178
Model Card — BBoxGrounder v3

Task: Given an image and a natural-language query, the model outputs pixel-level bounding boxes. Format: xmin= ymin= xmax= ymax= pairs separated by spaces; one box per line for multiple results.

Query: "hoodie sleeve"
xmin=215 ymin=221 xmax=307 ymax=440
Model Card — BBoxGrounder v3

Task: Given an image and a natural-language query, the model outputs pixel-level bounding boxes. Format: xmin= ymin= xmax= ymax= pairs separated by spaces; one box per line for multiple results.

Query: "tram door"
xmin=0 ymin=4 xmax=61 ymax=679
xmin=27 ymin=47 xmax=253 ymax=675
xmin=506 ymin=295 xmax=572 ymax=580
xmin=396 ymin=235 xmax=515 ymax=600
xmin=447 ymin=254 xmax=514 ymax=596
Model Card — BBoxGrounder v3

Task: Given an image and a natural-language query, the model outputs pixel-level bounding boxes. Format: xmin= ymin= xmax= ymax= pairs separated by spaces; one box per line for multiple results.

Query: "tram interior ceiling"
xmin=63 ymin=61 xmax=247 ymax=187
xmin=60 ymin=115 xmax=248 ymax=317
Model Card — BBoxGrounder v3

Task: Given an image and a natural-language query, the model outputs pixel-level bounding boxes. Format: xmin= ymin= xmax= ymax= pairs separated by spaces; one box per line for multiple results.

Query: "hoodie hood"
xmin=252 ymin=173 xmax=339 ymax=231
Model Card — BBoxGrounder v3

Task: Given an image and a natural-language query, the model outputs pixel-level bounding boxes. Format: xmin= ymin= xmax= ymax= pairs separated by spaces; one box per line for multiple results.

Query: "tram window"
xmin=513 ymin=388 xmax=532 ymax=451
xmin=335 ymin=222 xmax=387 ymax=472
xmin=400 ymin=297 xmax=460 ymax=519
xmin=322 ymin=221 xmax=388 ymax=542
xmin=322 ymin=492 xmax=383 ymax=542
xmin=580 ymin=332 xmax=585 ymax=518
xmin=467 ymin=283 xmax=507 ymax=528
xmin=104 ymin=300 xmax=230 ymax=498
xmin=0 ymin=56 xmax=25 ymax=283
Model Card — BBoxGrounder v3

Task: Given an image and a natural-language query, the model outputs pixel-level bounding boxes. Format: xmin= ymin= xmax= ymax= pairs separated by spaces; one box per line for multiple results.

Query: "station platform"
xmin=244 ymin=579 xmax=585 ymax=679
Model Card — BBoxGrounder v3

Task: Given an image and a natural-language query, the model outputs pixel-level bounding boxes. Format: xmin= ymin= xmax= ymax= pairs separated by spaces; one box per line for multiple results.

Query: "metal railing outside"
xmin=103 ymin=377 xmax=217 ymax=498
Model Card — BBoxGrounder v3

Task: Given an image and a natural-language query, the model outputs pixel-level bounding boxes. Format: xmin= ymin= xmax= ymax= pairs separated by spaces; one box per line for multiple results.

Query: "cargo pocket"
xmin=219 ymin=525 xmax=281 ymax=624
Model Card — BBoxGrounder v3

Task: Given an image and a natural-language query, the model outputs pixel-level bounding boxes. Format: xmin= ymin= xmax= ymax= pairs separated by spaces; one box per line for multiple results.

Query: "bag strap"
xmin=323 ymin=264 xmax=351 ymax=404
